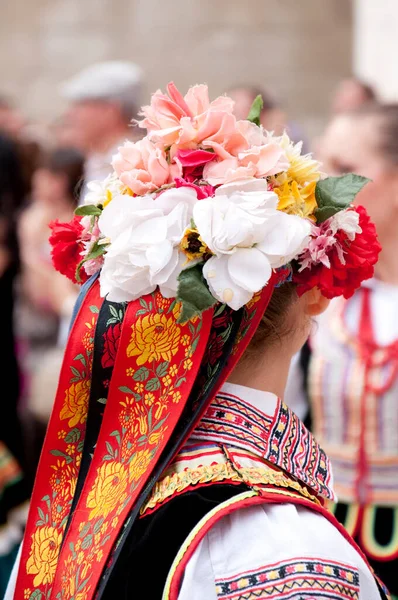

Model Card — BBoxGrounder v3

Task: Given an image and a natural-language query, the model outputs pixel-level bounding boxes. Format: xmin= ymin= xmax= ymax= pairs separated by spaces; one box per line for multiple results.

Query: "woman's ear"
xmin=302 ymin=287 xmax=330 ymax=317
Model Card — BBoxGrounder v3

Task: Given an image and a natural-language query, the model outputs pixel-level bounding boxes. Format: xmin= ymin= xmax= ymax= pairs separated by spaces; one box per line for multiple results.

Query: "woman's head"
xmin=319 ymin=103 xmax=398 ymax=238
xmin=228 ymin=85 xmax=286 ymax=135
xmin=32 ymin=147 xmax=84 ymax=207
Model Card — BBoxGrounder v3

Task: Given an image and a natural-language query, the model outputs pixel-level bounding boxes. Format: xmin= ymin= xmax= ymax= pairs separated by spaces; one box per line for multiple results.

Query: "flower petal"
xmin=228 ymin=247 xmax=272 ymax=292
xmin=256 ymin=212 xmax=311 ymax=268
xmin=203 ymin=255 xmax=252 ymax=310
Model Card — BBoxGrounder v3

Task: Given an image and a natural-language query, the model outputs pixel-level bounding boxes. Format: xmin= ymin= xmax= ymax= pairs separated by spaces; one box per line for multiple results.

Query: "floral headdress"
xmin=50 ymin=82 xmax=381 ymax=321
xmin=15 ymin=84 xmax=381 ymax=600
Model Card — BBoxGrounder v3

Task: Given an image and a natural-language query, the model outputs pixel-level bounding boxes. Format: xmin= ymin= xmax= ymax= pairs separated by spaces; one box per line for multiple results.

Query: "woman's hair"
xmin=350 ymin=103 xmax=398 ymax=165
xmin=245 ymin=282 xmax=299 ymax=356
xmin=40 ymin=147 xmax=84 ymax=202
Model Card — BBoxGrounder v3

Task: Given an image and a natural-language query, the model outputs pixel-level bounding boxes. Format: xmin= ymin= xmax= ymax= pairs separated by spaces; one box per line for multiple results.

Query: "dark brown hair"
xmin=40 ymin=147 xmax=84 ymax=202
xmin=245 ymin=282 xmax=299 ymax=357
xmin=350 ymin=103 xmax=398 ymax=165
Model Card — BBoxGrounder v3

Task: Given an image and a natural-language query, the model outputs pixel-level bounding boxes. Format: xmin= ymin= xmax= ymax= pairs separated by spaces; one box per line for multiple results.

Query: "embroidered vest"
xmin=309 ymin=291 xmax=398 ymax=505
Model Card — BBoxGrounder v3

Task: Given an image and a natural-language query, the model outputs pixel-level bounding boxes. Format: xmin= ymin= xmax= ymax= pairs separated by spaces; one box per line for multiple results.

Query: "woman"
xmin=287 ymin=103 xmax=398 ymax=598
xmin=18 ymin=148 xmax=84 ymax=431
xmin=7 ymin=84 xmax=387 ymax=599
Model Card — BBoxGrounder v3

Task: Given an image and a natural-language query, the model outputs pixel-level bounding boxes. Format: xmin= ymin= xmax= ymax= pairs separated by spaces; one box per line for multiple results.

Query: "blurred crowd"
xmin=2 ymin=60 xmax=397 ymax=595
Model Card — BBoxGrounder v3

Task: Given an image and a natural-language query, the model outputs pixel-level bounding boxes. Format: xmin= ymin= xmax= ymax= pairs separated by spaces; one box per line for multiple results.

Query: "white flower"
xmin=194 ymin=187 xmax=311 ymax=310
xmin=98 ymin=187 xmax=198 ymax=302
xmin=329 ymin=209 xmax=361 ymax=240
xmin=83 ymin=173 xmax=124 ymax=206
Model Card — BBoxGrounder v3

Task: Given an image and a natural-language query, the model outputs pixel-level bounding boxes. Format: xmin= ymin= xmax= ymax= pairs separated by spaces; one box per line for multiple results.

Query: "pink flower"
xmin=174 ymin=177 xmax=214 ymax=199
xmin=112 ymin=138 xmax=173 ymax=195
xmin=175 ymin=149 xmax=216 ymax=182
xmin=138 ymin=82 xmax=237 ymax=150
xmin=238 ymin=143 xmax=289 ymax=178
xmin=83 ymin=255 xmax=104 ymax=276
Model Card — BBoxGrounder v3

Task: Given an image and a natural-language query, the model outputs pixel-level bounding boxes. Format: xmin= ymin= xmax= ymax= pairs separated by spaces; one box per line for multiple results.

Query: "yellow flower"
xmin=112 ymin=517 xmax=119 ymax=529
xmin=66 ymin=444 xmax=75 ymax=456
xmin=96 ymin=549 xmax=104 ymax=562
xmin=184 ymin=358 xmax=193 ymax=371
xmin=61 ymin=554 xmax=77 ymax=598
xmin=134 ymin=402 xmax=148 ymax=435
xmin=60 ymin=379 xmax=90 ymax=427
xmin=184 ymin=347 xmax=193 ymax=358
xmin=169 ymin=364 xmax=178 ymax=377
xmin=77 ymin=551 xmax=85 ymax=565
xmin=100 ymin=522 xmax=109 ymax=535
xmin=127 ymin=314 xmax=181 ymax=366
xmin=24 ymin=589 xmax=31 ymax=599
xmin=172 ymin=302 xmax=182 ymax=321
xmin=57 ymin=430 xmax=66 ymax=440
xmin=181 ymin=334 xmax=190 ymax=346
xmin=172 ymin=391 xmax=181 ymax=404
xmin=155 ymin=397 xmax=168 ymax=419
xmin=134 ymin=382 xmax=144 ymax=394
xmin=82 ymin=331 xmax=94 ymax=352
xmin=274 ymin=181 xmax=317 ymax=219
xmin=126 ymin=367 xmax=135 ymax=377
xmin=26 ymin=526 xmax=63 ymax=587
xmin=278 ymin=132 xmax=322 ymax=186
xmin=75 ymin=454 xmax=81 ymax=468
xmin=148 ymin=426 xmax=168 ymax=445
xmin=155 ymin=292 xmax=172 ymax=311
xmin=75 ymin=539 xmax=82 ymax=551
xmin=144 ymin=393 xmax=155 ymax=407
xmin=78 ymin=522 xmax=85 ymax=533
xmin=162 ymin=375 xmax=172 ymax=387
xmin=180 ymin=228 xmax=211 ymax=261
xmin=129 ymin=449 xmax=153 ymax=482
xmin=86 ymin=461 xmax=129 ymax=520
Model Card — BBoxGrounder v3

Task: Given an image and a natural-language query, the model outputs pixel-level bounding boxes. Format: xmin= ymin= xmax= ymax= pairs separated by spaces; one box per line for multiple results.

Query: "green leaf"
xmin=50 ymin=449 xmax=73 ymax=463
xmin=156 ymin=361 xmax=169 ymax=377
xmin=315 ymin=174 xmax=370 ymax=223
xmin=247 ymin=94 xmax=263 ymax=126
xmin=89 ymin=305 xmax=100 ymax=314
xmin=105 ymin=441 xmax=114 ymax=455
xmin=145 ymin=377 xmax=161 ymax=391
xmin=93 ymin=518 xmax=104 ymax=534
xmin=79 ymin=522 xmax=91 ymax=539
xmin=70 ymin=366 xmax=81 ymax=378
xmin=75 ymin=241 xmax=107 ymax=283
xmin=65 ymin=428 xmax=81 ymax=443
xmin=97 ymin=397 xmax=107 ymax=404
xmin=109 ymin=305 xmax=119 ymax=319
xmin=133 ymin=367 xmax=150 ymax=381
xmin=29 ymin=590 xmax=43 ymax=600
xmin=82 ymin=533 xmax=93 ymax=550
xmin=175 ymin=376 xmax=186 ymax=388
xmin=118 ymin=386 xmax=134 ymax=394
xmin=77 ymin=441 xmax=84 ymax=452
xmin=75 ymin=204 xmax=102 ymax=217
xmin=177 ymin=265 xmax=217 ymax=323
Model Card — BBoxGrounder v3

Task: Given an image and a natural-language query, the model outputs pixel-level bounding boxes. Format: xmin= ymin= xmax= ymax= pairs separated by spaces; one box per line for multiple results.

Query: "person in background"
xmin=285 ymin=103 xmax=398 ymax=598
xmin=0 ymin=134 xmax=30 ymax=597
xmin=60 ymin=60 xmax=143 ymax=195
xmin=331 ymin=77 xmax=377 ymax=115
xmin=18 ymin=148 xmax=84 ymax=432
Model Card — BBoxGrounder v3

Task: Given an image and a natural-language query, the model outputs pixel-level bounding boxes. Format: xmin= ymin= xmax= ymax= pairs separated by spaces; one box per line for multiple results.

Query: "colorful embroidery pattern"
xmin=51 ymin=292 xmax=212 ymax=599
xmin=193 ymin=394 xmax=273 ymax=455
xmin=265 ymin=399 xmax=335 ymax=500
xmin=215 ymin=558 xmax=360 ymax=599
xmin=16 ymin=281 xmax=103 ymax=599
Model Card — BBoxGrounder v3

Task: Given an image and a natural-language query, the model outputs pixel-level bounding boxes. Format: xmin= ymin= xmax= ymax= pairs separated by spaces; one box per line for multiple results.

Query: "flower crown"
xmin=50 ymin=83 xmax=381 ymax=322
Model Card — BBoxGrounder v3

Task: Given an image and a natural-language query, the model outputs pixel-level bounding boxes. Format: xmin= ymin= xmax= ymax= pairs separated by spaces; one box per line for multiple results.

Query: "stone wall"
xmin=0 ymin=0 xmax=353 ymax=138
xmin=354 ymin=0 xmax=398 ymax=100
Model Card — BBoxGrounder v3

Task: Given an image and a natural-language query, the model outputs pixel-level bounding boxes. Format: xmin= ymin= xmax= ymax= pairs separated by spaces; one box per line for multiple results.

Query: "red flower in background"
xmin=101 ymin=323 xmax=122 ymax=369
xmin=294 ymin=206 xmax=381 ymax=299
xmin=49 ymin=216 xmax=88 ymax=284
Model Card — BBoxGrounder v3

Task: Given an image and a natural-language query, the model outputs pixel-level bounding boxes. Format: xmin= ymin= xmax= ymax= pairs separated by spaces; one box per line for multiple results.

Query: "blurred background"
xmin=1 ymin=0 xmax=398 ymax=594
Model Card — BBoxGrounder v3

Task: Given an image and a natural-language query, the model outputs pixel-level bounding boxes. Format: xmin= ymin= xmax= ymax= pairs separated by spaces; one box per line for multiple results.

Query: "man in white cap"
xmin=60 ymin=61 xmax=143 ymax=198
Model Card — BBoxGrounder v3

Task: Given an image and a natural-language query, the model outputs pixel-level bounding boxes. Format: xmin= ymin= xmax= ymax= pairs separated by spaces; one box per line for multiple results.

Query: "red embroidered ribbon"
xmin=49 ymin=293 xmax=213 ymax=599
xmin=15 ymin=279 xmax=103 ymax=599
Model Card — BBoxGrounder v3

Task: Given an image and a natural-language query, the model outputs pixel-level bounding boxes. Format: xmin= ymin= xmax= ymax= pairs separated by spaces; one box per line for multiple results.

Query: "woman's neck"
xmin=227 ymin=342 xmax=293 ymax=399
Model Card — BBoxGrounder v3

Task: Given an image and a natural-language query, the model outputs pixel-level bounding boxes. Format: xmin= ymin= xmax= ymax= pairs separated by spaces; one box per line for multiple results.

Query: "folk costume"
xmin=288 ymin=278 xmax=398 ymax=596
xmin=7 ymin=83 xmax=388 ymax=599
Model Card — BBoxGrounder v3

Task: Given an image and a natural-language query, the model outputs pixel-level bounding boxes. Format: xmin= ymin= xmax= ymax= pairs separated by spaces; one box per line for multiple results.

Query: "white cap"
xmin=60 ymin=61 xmax=143 ymax=103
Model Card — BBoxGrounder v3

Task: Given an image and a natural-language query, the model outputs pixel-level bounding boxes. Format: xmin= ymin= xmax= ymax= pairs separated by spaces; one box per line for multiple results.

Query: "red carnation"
xmin=294 ymin=206 xmax=382 ymax=299
xmin=49 ymin=215 xmax=88 ymax=284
